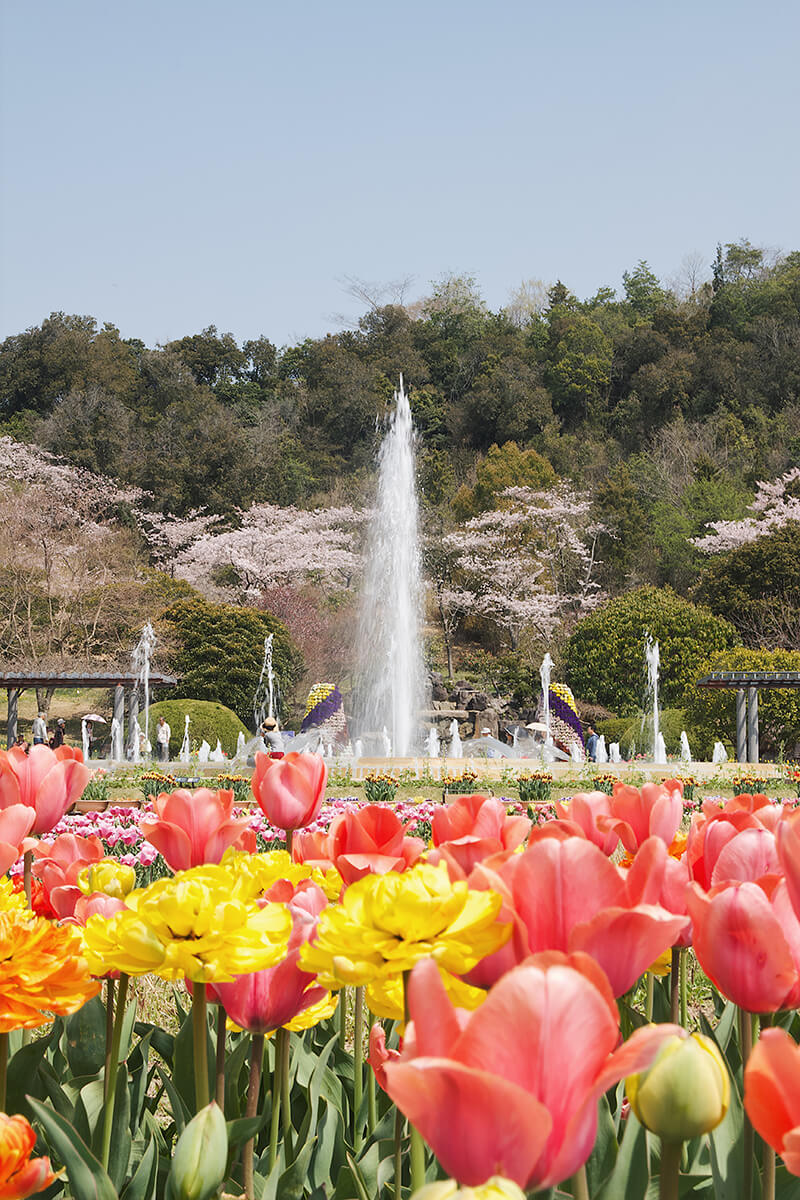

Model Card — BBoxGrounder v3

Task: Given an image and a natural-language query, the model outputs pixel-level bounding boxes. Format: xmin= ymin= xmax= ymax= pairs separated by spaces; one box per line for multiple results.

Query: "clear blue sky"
xmin=1 ymin=0 xmax=798 ymax=348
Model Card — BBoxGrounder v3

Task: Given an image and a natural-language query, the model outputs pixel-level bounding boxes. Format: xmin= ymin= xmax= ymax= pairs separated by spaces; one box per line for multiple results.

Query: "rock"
xmin=431 ymin=683 xmax=449 ymax=702
xmin=472 ymin=710 xmax=499 ymax=738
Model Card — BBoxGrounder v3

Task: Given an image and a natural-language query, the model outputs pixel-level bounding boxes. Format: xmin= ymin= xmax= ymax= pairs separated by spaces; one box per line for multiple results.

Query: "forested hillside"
xmin=2 ymin=240 xmax=799 ymax=741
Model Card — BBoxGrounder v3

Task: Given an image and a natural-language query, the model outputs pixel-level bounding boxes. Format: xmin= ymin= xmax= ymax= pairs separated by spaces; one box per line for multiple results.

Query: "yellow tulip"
xmin=410 ymin=1179 xmax=526 ymax=1200
xmin=78 ymin=858 xmax=137 ymax=899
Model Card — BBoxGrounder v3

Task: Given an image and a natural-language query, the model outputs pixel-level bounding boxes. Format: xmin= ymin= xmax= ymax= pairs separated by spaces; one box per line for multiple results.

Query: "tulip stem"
xmin=243 ymin=1032 xmax=265 ymax=1200
xmin=739 ymin=1007 xmax=754 ymax=1200
xmin=286 ymin=828 xmax=294 ymax=856
xmin=571 ymin=1165 xmax=590 ymax=1200
xmin=679 ymin=947 xmax=687 ymax=1027
xmin=192 ymin=981 xmax=210 ymax=1112
xmin=339 ymin=987 xmax=348 ymax=1049
xmin=763 ymin=1143 xmax=776 ymax=1200
xmin=645 ymin=972 xmax=655 ymax=1021
xmin=367 ymin=1059 xmax=376 ymax=1135
xmin=670 ymin=948 xmax=680 ymax=1023
xmin=278 ymin=1028 xmax=294 ymax=1160
xmin=410 ymin=1124 xmax=426 ymax=1192
xmin=215 ymin=1004 xmax=226 ymax=1110
xmin=659 ymin=1140 xmax=681 ymax=1200
xmin=100 ymin=971 xmax=129 ymax=1171
xmin=268 ymin=1035 xmax=282 ymax=1171
xmin=393 ymin=1107 xmax=403 ymax=1200
xmin=104 ymin=977 xmax=116 ymax=1102
xmin=354 ymin=986 xmax=364 ymax=1151
xmin=23 ymin=849 xmax=32 ymax=908
xmin=0 ymin=1032 xmax=8 ymax=1111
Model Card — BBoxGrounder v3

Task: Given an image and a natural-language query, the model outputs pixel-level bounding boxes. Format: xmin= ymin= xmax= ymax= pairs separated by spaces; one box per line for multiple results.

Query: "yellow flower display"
xmin=299 ymin=861 xmax=509 ymax=1018
xmin=0 ymin=877 xmax=26 ymax=914
xmin=219 ymin=848 xmax=313 ymax=898
xmin=83 ymin=863 xmax=292 ymax=983
xmin=78 ymin=858 xmax=137 ymax=899
xmin=0 ymin=910 xmax=100 ymax=1032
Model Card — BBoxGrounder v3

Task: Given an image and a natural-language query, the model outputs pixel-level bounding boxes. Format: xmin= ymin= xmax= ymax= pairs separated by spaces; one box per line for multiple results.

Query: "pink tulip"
xmin=252 ymin=752 xmax=326 ymax=832
xmin=744 ymin=1027 xmax=800 ymax=1175
xmin=140 ymin=788 xmax=255 ymax=871
xmin=554 ymin=791 xmax=617 ymax=854
xmin=430 ymin=794 xmax=531 ymax=876
xmin=687 ymin=879 xmax=800 ymax=1012
xmin=622 ymin=836 xmax=693 ymax=947
xmin=0 ymin=804 xmax=35 ymax=875
xmin=368 ymin=1023 xmax=401 ymax=1090
xmin=381 ymin=955 xmax=682 ymax=1190
xmin=72 ymin=892 xmax=126 ymax=925
xmin=601 ymin=780 xmax=684 ymax=855
xmin=209 ymin=881 xmax=328 ymax=1033
xmin=0 ymin=744 xmax=90 ymax=834
xmin=476 ymin=835 xmax=689 ymax=995
xmin=31 ymin=833 xmax=105 ymax=920
xmin=324 ymin=804 xmax=424 ymax=886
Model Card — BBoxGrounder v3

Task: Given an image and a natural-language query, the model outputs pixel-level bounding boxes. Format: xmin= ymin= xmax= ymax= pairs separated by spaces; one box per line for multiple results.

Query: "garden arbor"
xmin=695 ymin=670 xmax=800 ymax=764
xmin=2 ymin=670 xmax=177 ymax=753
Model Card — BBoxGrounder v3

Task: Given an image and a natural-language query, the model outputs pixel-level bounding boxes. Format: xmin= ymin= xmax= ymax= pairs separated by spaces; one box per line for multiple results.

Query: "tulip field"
xmin=4 ymin=745 xmax=800 ymax=1199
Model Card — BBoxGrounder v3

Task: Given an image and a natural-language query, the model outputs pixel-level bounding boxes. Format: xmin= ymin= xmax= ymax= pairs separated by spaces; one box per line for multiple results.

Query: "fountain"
xmin=253 ymin=633 xmax=276 ymax=731
xmin=355 ymin=378 xmax=426 ymax=757
xmin=235 ymin=731 xmax=246 ymax=759
xmin=644 ymin=634 xmax=660 ymax=761
xmin=81 ymin=718 xmax=90 ymax=762
xmin=595 ymin=734 xmax=608 ymax=764
xmin=449 ymin=718 xmax=463 ymax=759
xmin=712 ymin=741 xmax=728 ymax=764
xmin=110 ymin=716 xmax=124 ymax=762
xmin=539 ymin=653 xmax=554 ymax=743
xmin=132 ymin=622 xmax=157 ymax=761
xmin=209 ymin=739 xmax=225 ymax=762
xmin=609 ymin=742 xmax=621 ymax=762
xmin=381 ymin=727 xmax=392 ymax=757
xmin=179 ymin=715 xmax=191 ymax=763
xmin=354 ymin=738 xmax=364 ymax=759
xmin=198 ymin=740 xmax=211 ymax=763
xmin=680 ymin=731 xmax=692 ymax=763
xmin=427 ymin=726 xmax=440 ymax=758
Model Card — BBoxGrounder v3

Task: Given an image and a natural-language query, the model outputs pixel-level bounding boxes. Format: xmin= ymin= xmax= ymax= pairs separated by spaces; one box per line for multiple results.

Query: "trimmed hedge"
xmin=683 ymin=647 xmax=800 ymax=760
xmin=146 ymin=699 xmax=249 ymax=759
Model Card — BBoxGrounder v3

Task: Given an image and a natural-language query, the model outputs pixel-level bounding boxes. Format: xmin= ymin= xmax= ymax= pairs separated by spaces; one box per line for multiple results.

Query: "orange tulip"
xmin=0 ymin=806 xmax=35 ymax=876
xmin=326 ymin=804 xmax=425 ymax=885
xmin=140 ymin=788 xmax=255 ymax=871
xmin=252 ymin=751 xmax=326 ymax=832
xmin=0 ymin=909 xmax=99 ymax=1032
xmin=744 ymin=1026 xmax=800 ymax=1175
xmin=381 ymin=954 xmax=681 ymax=1190
xmin=0 ymin=744 xmax=89 ymax=835
xmin=0 ymin=1112 xmax=58 ymax=1199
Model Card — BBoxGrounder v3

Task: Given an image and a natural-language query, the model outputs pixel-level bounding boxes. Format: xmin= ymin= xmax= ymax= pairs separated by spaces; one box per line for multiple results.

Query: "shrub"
xmin=146 ymin=699 xmax=249 ymax=759
xmin=160 ymin=597 xmax=304 ymax=727
xmin=682 ymin=646 xmax=800 ymax=760
xmin=565 ymin=586 xmax=738 ymax=714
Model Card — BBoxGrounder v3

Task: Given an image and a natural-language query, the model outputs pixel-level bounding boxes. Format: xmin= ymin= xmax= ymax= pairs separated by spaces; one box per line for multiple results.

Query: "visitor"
xmin=51 ymin=718 xmax=65 ymax=749
xmin=32 ymin=711 xmax=47 ymax=745
xmin=85 ymin=720 xmax=94 ymax=758
xmin=14 ymin=735 xmax=29 ymax=753
xmin=156 ymin=715 xmax=171 ymax=762
xmin=585 ymin=725 xmax=598 ymax=762
xmin=260 ymin=716 xmax=284 ymax=756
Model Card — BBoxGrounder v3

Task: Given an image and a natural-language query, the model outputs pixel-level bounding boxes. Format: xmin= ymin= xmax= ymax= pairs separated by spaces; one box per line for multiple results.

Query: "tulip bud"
xmin=410 ymin=1179 xmax=526 ymax=1200
xmin=626 ymin=1033 xmax=730 ymax=1142
xmin=166 ymin=1102 xmax=227 ymax=1200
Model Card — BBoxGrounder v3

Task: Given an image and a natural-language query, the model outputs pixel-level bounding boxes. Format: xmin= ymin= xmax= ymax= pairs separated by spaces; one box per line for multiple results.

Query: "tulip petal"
xmin=384 ymin=1058 xmax=552 ymax=1188
xmin=570 ymin=906 xmax=689 ymax=997
xmin=745 ymin=1027 xmax=800 ymax=1160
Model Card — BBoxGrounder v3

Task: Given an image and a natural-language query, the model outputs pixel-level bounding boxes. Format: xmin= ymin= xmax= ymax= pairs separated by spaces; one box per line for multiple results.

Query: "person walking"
xmin=585 ymin=725 xmax=599 ymax=762
xmin=50 ymin=717 xmax=65 ymax=748
xmin=156 ymin=715 xmax=171 ymax=762
xmin=32 ymin=711 xmax=47 ymax=745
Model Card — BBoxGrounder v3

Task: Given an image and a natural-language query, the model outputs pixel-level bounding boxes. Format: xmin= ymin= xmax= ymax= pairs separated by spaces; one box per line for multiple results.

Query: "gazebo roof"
xmin=696 ymin=671 xmax=800 ymax=690
xmin=1 ymin=672 xmax=178 ymax=689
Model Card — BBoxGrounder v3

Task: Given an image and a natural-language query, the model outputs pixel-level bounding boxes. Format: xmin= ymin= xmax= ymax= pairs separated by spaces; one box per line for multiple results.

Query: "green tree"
xmin=622 ymin=260 xmax=671 ymax=320
xmin=565 ymin=586 xmax=738 ymax=713
xmin=452 ymin=441 xmax=556 ymax=519
xmin=161 ymin=597 xmax=304 ymax=727
xmin=545 ymin=313 xmax=612 ymax=427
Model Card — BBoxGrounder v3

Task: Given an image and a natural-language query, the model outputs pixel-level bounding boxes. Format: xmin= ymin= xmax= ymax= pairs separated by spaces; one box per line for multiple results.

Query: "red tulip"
xmin=31 ymin=832 xmax=106 ymax=920
xmin=252 ymin=752 xmax=326 ymax=832
xmin=430 ymin=795 xmax=531 ymax=876
xmin=687 ymin=879 xmax=800 ymax=1012
xmin=382 ymin=954 xmax=682 ymax=1190
xmin=0 ymin=744 xmax=90 ymax=834
xmin=477 ymin=836 xmax=689 ymax=995
xmin=0 ymin=804 xmax=35 ymax=875
xmin=325 ymin=804 xmax=425 ymax=885
xmin=140 ymin=788 xmax=254 ymax=871
xmin=744 ymin=1026 xmax=800 ymax=1175
xmin=368 ymin=1023 xmax=401 ymax=1090
xmin=209 ymin=880 xmax=328 ymax=1032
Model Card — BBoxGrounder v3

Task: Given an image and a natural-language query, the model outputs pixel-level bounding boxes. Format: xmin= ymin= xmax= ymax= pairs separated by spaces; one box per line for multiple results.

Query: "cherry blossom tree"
xmin=692 ymin=468 xmax=800 ymax=552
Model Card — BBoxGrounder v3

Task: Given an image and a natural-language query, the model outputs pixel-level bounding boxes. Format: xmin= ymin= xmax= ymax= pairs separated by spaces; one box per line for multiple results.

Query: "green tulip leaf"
xmin=27 ymin=1096 xmax=119 ymax=1200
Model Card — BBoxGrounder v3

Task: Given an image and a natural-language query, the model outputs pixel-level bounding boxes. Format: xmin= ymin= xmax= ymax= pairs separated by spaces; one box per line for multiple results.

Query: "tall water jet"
xmin=110 ymin=716 xmax=124 ymax=762
xmin=680 ymin=731 xmax=692 ymax=763
xmin=595 ymin=734 xmax=608 ymax=764
xmin=132 ymin=623 xmax=157 ymax=761
xmin=644 ymin=634 xmax=660 ymax=760
xmin=539 ymin=653 xmax=554 ymax=743
xmin=180 ymin=715 xmax=191 ymax=764
xmin=427 ymin=727 xmax=440 ymax=758
xmin=355 ymin=378 xmax=426 ymax=756
xmin=253 ymin=634 xmax=276 ymax=730
xmin=449 ymin=719 xmax=463 ymax=759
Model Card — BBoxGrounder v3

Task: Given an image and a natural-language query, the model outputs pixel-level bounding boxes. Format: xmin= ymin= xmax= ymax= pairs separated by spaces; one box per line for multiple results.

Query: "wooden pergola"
xmin=2 ymin=671 xmax=178 ymax=753
xmin=695 ymin=670 xmax=800 ymax=764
